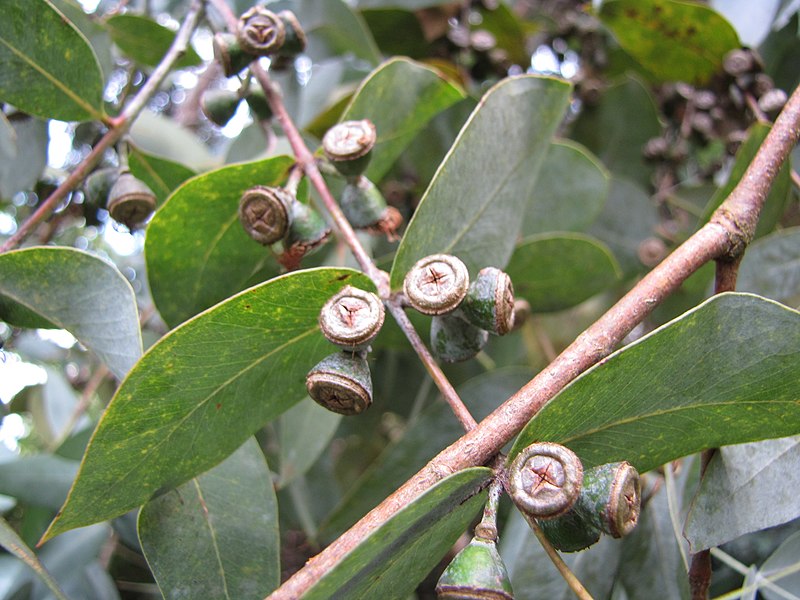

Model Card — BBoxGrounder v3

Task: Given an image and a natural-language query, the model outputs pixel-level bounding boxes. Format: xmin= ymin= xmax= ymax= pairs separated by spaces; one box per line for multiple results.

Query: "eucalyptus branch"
xmin=270 ymin=83 xmax=800 ymax=599
xmin=0 ymin=0 xmax=205 ymax=254
xmin=206 ymin=0 xmax=477 ymax=432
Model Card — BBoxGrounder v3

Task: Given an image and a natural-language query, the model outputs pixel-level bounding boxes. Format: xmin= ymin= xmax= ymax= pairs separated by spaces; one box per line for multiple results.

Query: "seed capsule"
xmin=319 ymin=286 xmax=385 ymax=351
xmin=238 ymin=186 xmax=293 ymax=245
xmin=285 ymin=200 xmax=330 ymax=255
xmin=306 ymin=351 xmax=372 ymax=415
xmin=430 ymin=312 xmax=488 ymax=363
xmin=106 ymin=171 xmax=156 ymax=230
xmin=323 ymin=120 xmax=377 ymax=178
xmin=575 ymin=461 xmax=641 ymax=538
xmin=200 ymin=89 xmax=241 ymax=127
xmin=460 ymin=267 xmax=515 ymax=335
xmin=270 ymin=10 xmax=307 ymax=69
xmin=508 ymin=442 xmax=583 ymax=520
xmin=340 ymin=177 xmax=403 ymax=240
xmin=436 ymin=537 xmax=514 ymax=600
xmin=244 ymin=86 xmax=274 ymax=122
xmin=84 ymin=167 xmax=118 ymax=208
xmin=213 ymin=32 xmax=252 ymax=77
xmin=403 ymin=254 xmax=470 ymax=316
xmin=236 ymin=6 xmax=286 ymax=56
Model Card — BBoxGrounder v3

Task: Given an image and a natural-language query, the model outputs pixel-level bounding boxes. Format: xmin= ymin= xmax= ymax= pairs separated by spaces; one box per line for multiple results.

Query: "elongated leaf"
xmin=701 ymin=123 xmax=792 ymax=238
xmin=128 ymin=146 xmax=195 ymax=205
xmin=684 ymin=436 xmax=800 ymax=551
xmin=523 ymin=140 xmax=610 ymax=236
xmin=0 ymin=116 xmax=47 ymax=199
xmin=105 ymin=14 xmax=200 ymax=68
xmin=501 ymin=509 xmax=623 ymax=599
xmin=0 ymin=247 xmax=142 ymax=380
xmin=599 ymin=0 xmax=740 ymax=85
xmin=506 ymin=233 xmax=622 ymax=312
xmin=139 ymin=438 xmax=279 ymax=600
xmin=42 ymin=268 xmax=374 ymax=541
xmin=0 ymin=0 xmax=104 ymax=122
xmin=302 ymin=468 xmax=491 ymax=600
xmin=278 ymin=399 xmax=342 ymax=488
xmin=760 ymin=531 xmax=800 ymax=600
xmin=146 ymin=157 xmax=293 ymax=327
xmin=130 ymin=109 xmax=218 ymax=171
xmin=0 ymin=518 xmax=68 ymax=600
xmin=296 ymin=0 xmax=381 ymax=65
xmin=0 ymin=455 xmax=78 ymax=510
xmin=571 ymin=77 xmax=662 ymax=188
xmin=340 ymin=57 xmax=465 ymax=181
xmin=510 ymin=293 xmax=800 ymax=473
xmin=390 ymin=76 xmax=571 ymax=290
xmin=738 ymin=226 xmax=800 ymax=305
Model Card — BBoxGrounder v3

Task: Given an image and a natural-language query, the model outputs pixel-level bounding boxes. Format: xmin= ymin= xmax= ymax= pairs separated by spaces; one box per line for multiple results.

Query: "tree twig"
xmin=269 ymin=82 xmax=800 ymax=599
xmin=0 ymin=0 xmax=205 ymax=254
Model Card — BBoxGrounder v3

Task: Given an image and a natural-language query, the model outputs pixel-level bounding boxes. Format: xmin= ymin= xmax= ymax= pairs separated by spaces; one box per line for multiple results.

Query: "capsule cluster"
xmin=238 ymin=184 xmax=331 ymax=269
xmin=322 ymin=120 xmax=403 ymax=240
xmin=306 ymin=286 xmax=385 ymax=415
xmin=508 ymin=442 xmax=642 ymax=552
xmin=213 ymin=7 xmax=306 ymax=77
xmin=84 ymin=167 xmax=156 ymax=231
xmin=403 ymin=254 xmax=516 ymax=363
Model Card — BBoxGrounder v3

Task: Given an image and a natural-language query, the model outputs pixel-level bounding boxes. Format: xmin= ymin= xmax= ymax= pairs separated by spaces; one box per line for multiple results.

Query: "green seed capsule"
xmin=244 ymin=86 xmax=274 ymax=122
xmin=306 ymin=351 xmax=372 ymax=415
xmin=106 ymin=171 xmax=156 ymax=230
xmin=537 ymin=509 xmax=602 ymax=553
xmin=200 ymin=89 xmax=241 ymax=127
xmin=461 ymin=267 xmax=515 ymax=335
xmin=573 ymin=461 xmax=641 ymax=538
xmin=436 ymin=537 xmax=514 ymax=600
xmin=285 ymin=200 xmax=330 ymax=255
xmin=340 ymin=177 xmax=388 ymax=228
xmin=430 ymin=311 xmax=489 ymax=363
xmin=323 ymin=120 xmax=377 ymax=178
xmin=84 ymin=167 xmax=118 ymax=208
xmin=212 ymin=32 xmax=252 ymax=77
xmin=269 ymin=10 xmax=307 ymax=69
xmin=236 ymin=6 xmax=285 ymax=57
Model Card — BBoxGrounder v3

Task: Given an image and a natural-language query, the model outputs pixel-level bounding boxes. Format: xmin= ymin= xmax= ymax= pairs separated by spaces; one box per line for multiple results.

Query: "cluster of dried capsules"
xmin=508 ymin=442 xmax=642 ymax=552
xmin=322 ymin=119 xmax=403 ymax=240
xmin=403 ymin=254 xmax=516 ymax=362
xmin=306 ymin=286 xmax=385 ymax=415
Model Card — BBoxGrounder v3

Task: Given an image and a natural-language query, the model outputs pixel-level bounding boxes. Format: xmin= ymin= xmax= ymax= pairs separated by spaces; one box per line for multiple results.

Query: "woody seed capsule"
xmin=508 ymin=442 xmax=583 ymax=520
xmin=306 ymin=351 xmax=372 ymax=415
xmin=236 ymin=6 xmax=286 ymax=56
xmin=403 ymin=254 xmax=470 ymax=316
xmin=238 ymin=186 xmax=293 ymax=245
xmin=323 ymin=120 xmax=377 ymax=178
xmin=319 ymin=286 xmax=385 ymax=351
xmin=106 ymin=171 xmax=156 ymax=230
xmin=460 ymin=267 xmax=515 ymax=335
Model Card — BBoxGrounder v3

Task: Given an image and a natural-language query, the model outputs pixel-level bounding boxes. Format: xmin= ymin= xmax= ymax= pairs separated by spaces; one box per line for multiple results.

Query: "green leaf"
xmin=617 ymin=483 xmax=690 ymax=600
xmin=737 ymin=227 xmax=800 ymax=307
xmin=139 ymin=438 xmax=280 ymax=600
xmin=501 ymin=510 xmax=623 ymax=599
xmin=684 ymin=435 xmax=800 ymax=552
xmin=323 ymin=368 xmax=532 ymax=536
xmin=570 ymin=76 xmax=662 ymax=188
xmin=510 ymin=293 xmax=800 ymax=473
xmin=390 ymin=76 xmax=571 ymax=290
xmin=0 ymin=116 xmax=47 ymax=199
xmin=599 ymin=0 xmax=740 ymax=85
xmin=759 ymin=530 xmax=800 ymax=600
xmin=146 ymin=156 xmax=293 ymax=327
xmin=296 ymin=0 xmax=381 ymax=66
xmin=105 ymin=14 xmax=200 ymax=68
xmin=700 ymin=123 xmax=792 ymax=238
xmin=278 ymin=399 xmax=342 ymax=488
xmin=42 ymin=268 xmax=374 ymax=541
xmin=340 ymin=57 xmax=465 ymax=182
xmin=128 ymin=146 xmax=196 ymax=206
xmin=588 ymin=177 xmax=660 ymax=277
xmin=360 ymin=9 xmax=430 ymax=59
xmin=506 ymin=233 xmax=622 ymax=312
xmin=49 ymin=0 xmax=114 ymax=79
xmin=302 ymin=468 xmax=491 ymax=600
xmin=522 ymin=140 xmax=610 ymax=236
xmin=0 ymin=517 xmax=69 ymax=600
xmin=0 ymin=247 xmax=142 ymax=379
xmin=0 ymin=0 xmax=104 ymax=122
xmin=130 ymin=109 xmax=219 ymax=171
